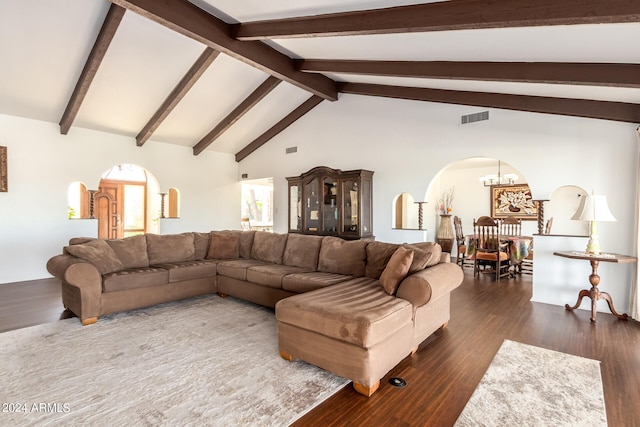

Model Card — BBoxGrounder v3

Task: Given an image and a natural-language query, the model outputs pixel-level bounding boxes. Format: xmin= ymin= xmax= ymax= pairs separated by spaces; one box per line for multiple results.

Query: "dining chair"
xmin=472 ymin=216 xmax=511 ymax=281
xmin=453 ymin=216 xmax=467 ymax=267
xmin=499 ymin=217 xmax=525 ymax=274
xmin=499 ymin=217 xmax=522 ymax=236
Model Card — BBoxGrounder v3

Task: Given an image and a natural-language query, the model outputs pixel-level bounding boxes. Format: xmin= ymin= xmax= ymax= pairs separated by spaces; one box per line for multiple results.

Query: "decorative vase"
xmin=436 ymin=214 xmax=454 ymax=253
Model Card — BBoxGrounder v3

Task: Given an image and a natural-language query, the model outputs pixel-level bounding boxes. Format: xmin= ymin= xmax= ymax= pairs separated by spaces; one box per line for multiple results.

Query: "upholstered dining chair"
xmin=472 ymin=216 xmax=511 ymax=281
xmin=453 ymin=216 xmax=468 ymax=268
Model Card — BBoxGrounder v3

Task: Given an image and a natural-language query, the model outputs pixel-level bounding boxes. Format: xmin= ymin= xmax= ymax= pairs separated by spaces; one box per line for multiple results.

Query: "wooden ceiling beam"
xmin=59 ymin=4 xmax=125 ymax=135
xmin=235 ymin=95 xmax=324 ymax=162
xmin=108 ymin=0 xmax=337 ymax=101
xmin=300 ymin=60 xmax=640 ymax=88
xmin=137 ymin=48 xmax=220 ymax=147
xmin=236 ymin=0 xmax=640 ymax=40
xmin=338 ymin=82 xmax=640 ymax=123
xmin=193 ymin=76 xmax=282 ymax=155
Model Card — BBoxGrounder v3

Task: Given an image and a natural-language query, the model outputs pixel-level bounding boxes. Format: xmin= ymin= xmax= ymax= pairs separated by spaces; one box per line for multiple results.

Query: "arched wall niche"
xmin=66 ymin=164 xmax=181 ymax=237
xmin=392 ymin=192 xmax=419 ymax=229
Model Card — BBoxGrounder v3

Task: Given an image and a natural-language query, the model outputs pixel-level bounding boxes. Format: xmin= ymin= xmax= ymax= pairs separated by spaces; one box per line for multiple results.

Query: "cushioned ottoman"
xmin=275 ymin=277 xmax=416 ymax=396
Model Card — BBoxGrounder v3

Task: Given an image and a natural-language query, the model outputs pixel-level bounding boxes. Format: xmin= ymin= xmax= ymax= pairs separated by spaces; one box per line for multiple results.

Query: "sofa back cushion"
xmin=207 ymin=230 xmax=240 ymax=259
xmin=251 ymin=231 xmax=288 ymax=264
xmin=239 ymin=230 xmax=256 ymax=259
xmin=146 ymin=233 xmax=195 ymax=265
xmin=283 ymin=234 xmax=323 ymax=269
xmin=192 ymin=232 xmax=211 ymax=260
xmin=106 ymin=234 xmax=149 ymax=268
xmin=365 ymin=241 xmax=399 ymax=279
xmin=318 ymin=236 xmax=367 ymax=277
xmin=64 ymin=239 xmax=124 ymax=274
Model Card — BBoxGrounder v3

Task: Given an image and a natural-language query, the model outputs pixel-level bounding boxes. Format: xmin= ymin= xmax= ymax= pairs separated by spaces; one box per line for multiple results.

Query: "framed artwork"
xmin=0 ymin=146 xmax=6 ymax=192
xmin=490 ymin=184 xmax=537 ymax=220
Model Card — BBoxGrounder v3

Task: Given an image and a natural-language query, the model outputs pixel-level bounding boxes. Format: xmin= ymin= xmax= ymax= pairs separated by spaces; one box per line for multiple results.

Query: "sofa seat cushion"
xmin=276 ymin=277 xmax=413 ymax=348
xmin=153 ymin=260 xmax=218 ymax=282
xmin=216 ymin=259 xmax=270 ymax=281
xmin=281 ymin=271 xmax=353 ymax=293
xmin=102 ymin=267 xmax=170 ymax=293
xmin=246 ymin=264 xmax=313 ymax=289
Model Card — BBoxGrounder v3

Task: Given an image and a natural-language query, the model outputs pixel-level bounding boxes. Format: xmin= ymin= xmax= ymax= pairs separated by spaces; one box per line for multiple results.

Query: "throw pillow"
xmin=404 ymin=242 xmax=441 ymax=267
xmin=401 ymin=244 xmax=433 ymax=274
xmin=207 ymin=230 xmax=240 ymax=259
xmin=65 ymin=239 xmax=124 ymax=275
xmin=379 ymin=246 xmax=414 ymax=296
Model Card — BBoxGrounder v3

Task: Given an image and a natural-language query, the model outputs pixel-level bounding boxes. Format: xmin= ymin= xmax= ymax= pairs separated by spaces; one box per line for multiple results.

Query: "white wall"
xmin=0 ymin=114 xmax=240 ymax=283
xmin=239 ymin=94 xmax=639 ymax=313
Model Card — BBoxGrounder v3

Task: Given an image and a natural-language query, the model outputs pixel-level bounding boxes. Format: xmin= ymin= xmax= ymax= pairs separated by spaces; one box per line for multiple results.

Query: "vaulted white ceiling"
xmin=1 ymin=0 xmax=639 ymax=160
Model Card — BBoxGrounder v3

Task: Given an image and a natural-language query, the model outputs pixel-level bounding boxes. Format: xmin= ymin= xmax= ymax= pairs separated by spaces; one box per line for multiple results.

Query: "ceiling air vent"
xmin=286 ymin=146 xmax=298 ymax=154
xmin=461 ymin=110 xmax=489 ymax=125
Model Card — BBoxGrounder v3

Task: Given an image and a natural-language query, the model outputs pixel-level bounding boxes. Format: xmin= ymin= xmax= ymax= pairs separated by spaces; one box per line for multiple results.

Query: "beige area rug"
xmin=0 ymin=296 xmax=349 ymax=426
xmin=455 ymin=339 xmax=607 ymax=426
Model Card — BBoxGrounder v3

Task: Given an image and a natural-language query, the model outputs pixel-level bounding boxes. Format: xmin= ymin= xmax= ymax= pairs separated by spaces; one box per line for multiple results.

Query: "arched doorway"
xmin=95 ymin=164 xmax=164 ymax=239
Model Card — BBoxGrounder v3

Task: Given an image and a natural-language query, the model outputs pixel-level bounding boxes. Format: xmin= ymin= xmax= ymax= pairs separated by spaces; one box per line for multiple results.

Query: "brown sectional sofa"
xmin=46 ymin=230 xmax=463 ymax=396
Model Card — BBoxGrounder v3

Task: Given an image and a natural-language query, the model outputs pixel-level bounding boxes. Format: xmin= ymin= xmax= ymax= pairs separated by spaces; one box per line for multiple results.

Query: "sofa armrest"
xmin=47 ymin=254 xmax=89 ymax=280
xmin=396 ymin=262 xmax=463 ymax=308
xmin=47 ymin=254 xmax=103 ymax=323
xmin=439 ymin=252 xmax=451 ymax=263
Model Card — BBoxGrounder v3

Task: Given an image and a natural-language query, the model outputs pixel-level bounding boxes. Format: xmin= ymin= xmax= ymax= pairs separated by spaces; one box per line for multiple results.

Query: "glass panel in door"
xmin=342 ymin=179 xmax=358 ymax=234
xmin=304 ymin=178 xmax=320 ymax=232
xmin=322 ymin=178 xmax=338 ymax=233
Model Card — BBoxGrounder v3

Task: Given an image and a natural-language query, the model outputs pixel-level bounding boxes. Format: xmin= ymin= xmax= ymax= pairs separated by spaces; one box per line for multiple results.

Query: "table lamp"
xmin=570 ymin=194 xmax=616 ymax=254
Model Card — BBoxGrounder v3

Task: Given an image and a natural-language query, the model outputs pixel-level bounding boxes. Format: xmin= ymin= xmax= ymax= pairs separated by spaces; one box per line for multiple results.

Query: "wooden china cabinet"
xmin=286 ymin=166 xmax=374 ymax=240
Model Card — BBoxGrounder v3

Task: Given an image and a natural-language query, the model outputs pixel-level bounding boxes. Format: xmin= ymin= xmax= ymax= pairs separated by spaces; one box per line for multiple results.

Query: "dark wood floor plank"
xmin=1 ymin=270 xmax=638 ymax=425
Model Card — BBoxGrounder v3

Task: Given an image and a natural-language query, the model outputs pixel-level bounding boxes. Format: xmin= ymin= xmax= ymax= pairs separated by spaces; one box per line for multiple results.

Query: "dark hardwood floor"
xmin=2 ymin=271 xmax=639 ymax=426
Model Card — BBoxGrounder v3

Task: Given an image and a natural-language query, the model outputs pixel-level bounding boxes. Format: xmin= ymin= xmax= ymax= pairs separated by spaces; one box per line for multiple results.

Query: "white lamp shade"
xmin=571 ymin=194 xmax=616 ymax=222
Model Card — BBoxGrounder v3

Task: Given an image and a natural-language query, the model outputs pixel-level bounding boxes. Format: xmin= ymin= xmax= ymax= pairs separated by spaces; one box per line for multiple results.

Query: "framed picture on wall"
xmin=490 ymin=184 xmax=537 ymax=220
xmin=0 ymin=146 xmax=7 ymax=192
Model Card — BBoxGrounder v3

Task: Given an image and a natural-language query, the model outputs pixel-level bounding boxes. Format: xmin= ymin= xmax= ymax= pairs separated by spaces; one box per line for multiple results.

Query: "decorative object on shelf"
xmin=0 ymin=146 xmax=7 ymax=192
xmin=415 ymin=201 xmax=427 ymax=230
xmin=570 ymin=193 xmax=616 ymax=255
xmin=490 ymin=184 xmax=538 ymax=220
xmin=533 ymin=199 xmax=549 ymax=234
xmin=159 ymin=192 xmax=167 ymax=219
xmin=88 ymin=190 xmax=97 ymax=219
xmin=437 ymin=187 xmax=454 ymax=215
xmin=479 ymin=160 xmax=518 ymax=187
xmin=436 ymin=214 xmax=455 ymax=253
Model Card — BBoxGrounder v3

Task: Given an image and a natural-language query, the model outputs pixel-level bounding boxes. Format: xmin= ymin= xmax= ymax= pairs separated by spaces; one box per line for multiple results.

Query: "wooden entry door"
xmin=95 ymin=181 xmax=123 ymax=239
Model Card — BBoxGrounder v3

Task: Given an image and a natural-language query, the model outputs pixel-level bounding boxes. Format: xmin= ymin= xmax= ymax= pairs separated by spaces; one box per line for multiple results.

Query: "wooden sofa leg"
xmin=279 ymin=349 xmax=295 ymax=362
xmin=353 ymin=380 xmax=380 ymax=397
xmin=441 ymin=321 xmax=449 ymax=329
xmin=217 ymin=292 xmax=229 ymax=298
xmin=81 ymin=317 xmax=97 ymax=326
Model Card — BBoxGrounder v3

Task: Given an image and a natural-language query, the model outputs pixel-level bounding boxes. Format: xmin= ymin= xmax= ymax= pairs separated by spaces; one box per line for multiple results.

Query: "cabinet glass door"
xmin=322 ymin=178 xmax=338 ymax=233
xmin=303 ymin=178 xmax=320 ymax=232
xmin=289 ymin=184 xmax=302 ymax=231
xmin=342 ymin=179 xmax=359 ymax=234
